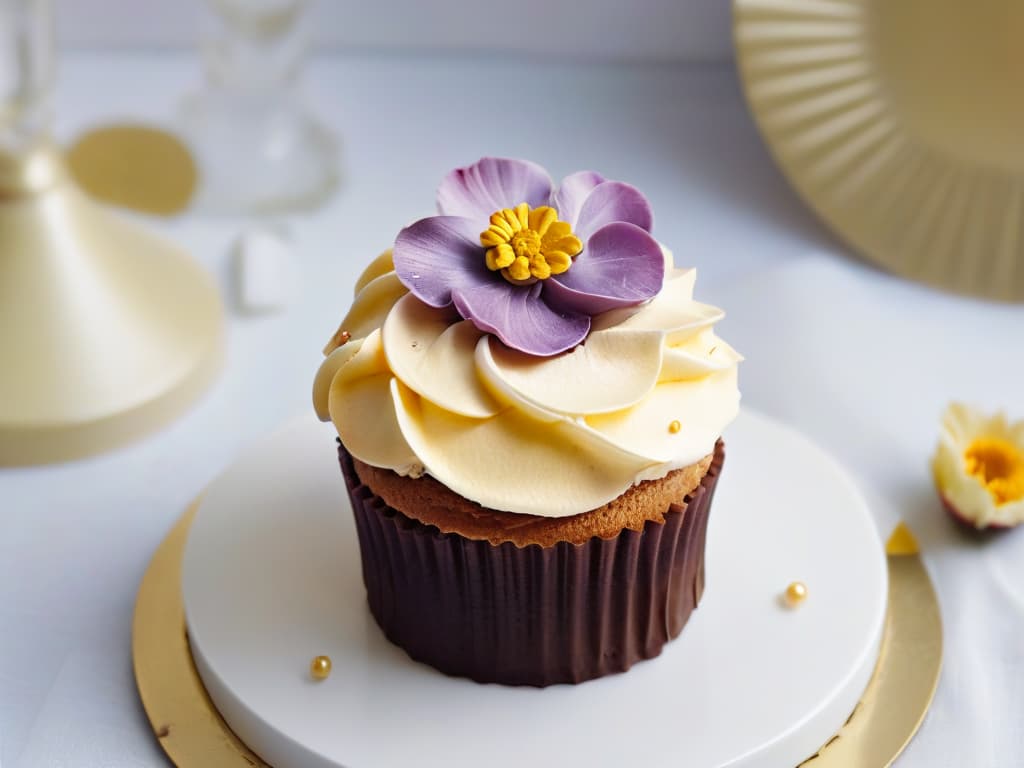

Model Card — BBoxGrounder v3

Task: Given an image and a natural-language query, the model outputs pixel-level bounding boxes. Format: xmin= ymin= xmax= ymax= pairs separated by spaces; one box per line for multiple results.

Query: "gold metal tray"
xmin=133 ymin=508 xmax=940 ymax=767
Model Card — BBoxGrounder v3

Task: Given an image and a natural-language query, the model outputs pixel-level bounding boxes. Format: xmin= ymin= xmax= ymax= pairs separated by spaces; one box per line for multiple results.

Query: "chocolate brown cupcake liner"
xmin=338 ymin=440 xmax=724 ymax=687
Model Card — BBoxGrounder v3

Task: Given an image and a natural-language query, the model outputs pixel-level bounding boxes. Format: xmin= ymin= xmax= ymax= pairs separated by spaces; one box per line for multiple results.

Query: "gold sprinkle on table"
xmin=310 ymin=655 xmax=332 ymax=680
xmin=784 ymin=581 xmax=808 ymax=607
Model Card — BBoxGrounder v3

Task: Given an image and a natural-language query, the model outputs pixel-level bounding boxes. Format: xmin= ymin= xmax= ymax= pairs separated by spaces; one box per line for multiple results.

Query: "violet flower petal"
xmin=436 ymin=157 xmax=553 ymax=220
xmin=553 ymin=170 xmax=606 ymax=228
xmin=452 ymin=281 xmax=590 ymax=357
xmin=392 ymin=216 xmax=492 ymax=307
xmin=574 ymin=181 xmax=653 ymax=242
xmin=544 ymin=222 xmax=665 ymax=315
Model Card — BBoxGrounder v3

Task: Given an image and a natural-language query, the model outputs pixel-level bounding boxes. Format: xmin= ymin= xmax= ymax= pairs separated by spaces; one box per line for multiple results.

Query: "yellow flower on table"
xmin=932 ymin=403 xmax=1024 ymax=529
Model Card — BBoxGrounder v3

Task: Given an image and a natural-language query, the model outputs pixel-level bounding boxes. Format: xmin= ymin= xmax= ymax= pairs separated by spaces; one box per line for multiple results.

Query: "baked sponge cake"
xmin=313 ymin=157 xmax=740 ymax=686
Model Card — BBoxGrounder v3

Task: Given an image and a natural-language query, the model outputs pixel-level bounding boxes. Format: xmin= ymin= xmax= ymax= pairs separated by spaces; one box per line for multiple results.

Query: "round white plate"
xmin=182 ymin=409 xmax=887 ymax=768
xmin=734 ymin=0 xmax=1024 ymax=302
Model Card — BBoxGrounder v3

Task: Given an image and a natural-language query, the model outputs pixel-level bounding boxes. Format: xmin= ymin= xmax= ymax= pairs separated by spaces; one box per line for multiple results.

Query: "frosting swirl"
xmin=314 ymin=246 xmax=740 ymax=517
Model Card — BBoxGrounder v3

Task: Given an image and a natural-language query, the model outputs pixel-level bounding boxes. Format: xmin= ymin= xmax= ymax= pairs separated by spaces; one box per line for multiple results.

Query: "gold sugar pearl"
xmin=322 ymin=327 xmax=352 ymax=355
xmin=784 ymin=581 xmax=808 ymax=607
xmin=668 ymin=420 xmax=682 ymax=434
xmin=310 ymin=655 xmax=332 ymax=680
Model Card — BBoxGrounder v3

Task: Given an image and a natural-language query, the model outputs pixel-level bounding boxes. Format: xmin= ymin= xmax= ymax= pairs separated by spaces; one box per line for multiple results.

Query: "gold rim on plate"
xmin=734 ymin=0 xmax=1024 ymax=302
xmin=132 ymin=505 xmax=271 ymax=768
xmin=133 ymin=507 xmax=940 ymax=767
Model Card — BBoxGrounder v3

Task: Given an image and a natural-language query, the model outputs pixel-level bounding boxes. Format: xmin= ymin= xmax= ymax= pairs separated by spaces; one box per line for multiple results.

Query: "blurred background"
xmin=58 ymin=0 xmax=734 ymax=60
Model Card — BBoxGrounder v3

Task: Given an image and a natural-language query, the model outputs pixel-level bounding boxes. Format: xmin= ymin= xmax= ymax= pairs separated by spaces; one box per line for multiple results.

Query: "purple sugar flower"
xmin=392 ymin=157 xmax=664 ymax=356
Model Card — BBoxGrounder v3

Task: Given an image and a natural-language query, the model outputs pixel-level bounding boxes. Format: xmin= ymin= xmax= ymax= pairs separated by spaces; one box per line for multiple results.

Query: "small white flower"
xmin=932 ymin=403 xmax=1024 ymax=529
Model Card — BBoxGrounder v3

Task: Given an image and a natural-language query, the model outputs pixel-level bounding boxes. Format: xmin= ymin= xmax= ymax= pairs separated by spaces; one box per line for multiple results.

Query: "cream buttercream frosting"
xmin=314 ymin=245 xmax=741 ymax=517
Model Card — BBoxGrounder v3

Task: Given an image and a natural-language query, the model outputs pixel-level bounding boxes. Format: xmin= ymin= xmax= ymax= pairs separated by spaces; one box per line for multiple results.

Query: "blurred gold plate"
xmin=134 ymin=510 xmax=940 ymax=767
xmin=734 ymin=0 xmax=1024 ymax=301
xmin=67 ymin=124 xmax=197 ymax=216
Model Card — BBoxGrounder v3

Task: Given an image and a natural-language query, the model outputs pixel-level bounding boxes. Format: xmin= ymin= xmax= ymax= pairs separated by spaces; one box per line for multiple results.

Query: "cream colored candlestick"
xmin=0 ymin=0 xmax=222 ymax=465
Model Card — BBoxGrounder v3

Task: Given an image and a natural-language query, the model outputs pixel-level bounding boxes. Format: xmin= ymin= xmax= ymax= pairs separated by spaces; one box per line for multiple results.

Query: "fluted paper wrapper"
xmin=338 ymin=441 xmax=724 ymax=687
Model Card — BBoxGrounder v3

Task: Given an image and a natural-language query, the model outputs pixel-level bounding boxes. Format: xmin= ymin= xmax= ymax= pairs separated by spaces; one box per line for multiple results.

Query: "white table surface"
xmin=1 ymin=50 xmax=1022 ymax=767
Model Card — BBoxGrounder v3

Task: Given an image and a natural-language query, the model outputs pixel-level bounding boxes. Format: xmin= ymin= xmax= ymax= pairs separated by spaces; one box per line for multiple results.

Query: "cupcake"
xmin=313 ymin=157 xmax=740 ymax=686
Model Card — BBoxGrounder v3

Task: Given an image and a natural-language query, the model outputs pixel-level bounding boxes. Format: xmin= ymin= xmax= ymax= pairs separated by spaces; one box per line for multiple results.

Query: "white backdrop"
xmin=56 ymin=0 xmax=734 ymax=62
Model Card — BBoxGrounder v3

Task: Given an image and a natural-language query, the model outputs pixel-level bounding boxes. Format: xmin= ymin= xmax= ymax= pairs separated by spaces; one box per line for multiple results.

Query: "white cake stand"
xmin=180 ymin=410 xmax=887 ymax=768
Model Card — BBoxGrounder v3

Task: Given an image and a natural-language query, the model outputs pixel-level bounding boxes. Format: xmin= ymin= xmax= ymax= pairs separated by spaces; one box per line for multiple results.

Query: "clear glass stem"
xmin=203 ymin=0 xmax=308 ymax=96
xmin=0 ymin=0 xmax=53 ymax=154
xmin=181 ymin=0 xmax=337 ymax=214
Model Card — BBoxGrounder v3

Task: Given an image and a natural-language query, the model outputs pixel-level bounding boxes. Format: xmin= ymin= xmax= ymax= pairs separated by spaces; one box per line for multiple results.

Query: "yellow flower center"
xmin=511 ymin=229 xmax=542 ymax=260
xmin=964 ymin=437 xmax=1024 ymax=505
xmin=480 ymin=202 xmax=583 ymax=284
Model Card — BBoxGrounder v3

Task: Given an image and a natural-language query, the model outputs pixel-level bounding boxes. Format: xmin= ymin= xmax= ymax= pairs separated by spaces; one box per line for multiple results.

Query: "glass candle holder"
xmin=0 ymin=0 xmax=52 ymax=156
xmin=180 ymin=0 xmax=339 ymax=214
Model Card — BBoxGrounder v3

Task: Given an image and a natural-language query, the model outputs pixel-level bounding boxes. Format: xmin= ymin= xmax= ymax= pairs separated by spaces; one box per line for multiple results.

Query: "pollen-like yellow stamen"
xmin=480 ymin=202 xmax=583 ymax=284
xmin=964 ymin=437 xmax=1024 ymax=505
